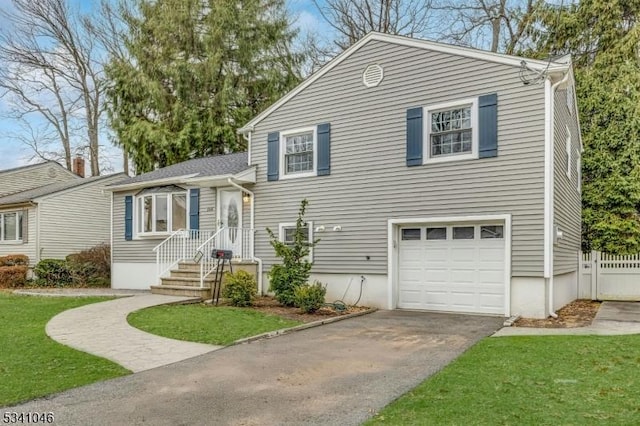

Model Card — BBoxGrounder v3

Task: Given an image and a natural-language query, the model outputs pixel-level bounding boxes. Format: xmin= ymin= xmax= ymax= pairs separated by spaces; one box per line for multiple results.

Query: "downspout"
xmin=545 ymin=70 xmax=571 ymax=318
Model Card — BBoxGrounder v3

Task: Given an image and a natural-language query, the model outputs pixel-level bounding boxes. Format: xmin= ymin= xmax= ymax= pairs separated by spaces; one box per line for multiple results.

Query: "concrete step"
xmin=177 ymin=262 xmax=201 ymax=272
xmin=150 ymin=285 xmax=211 ymax=298
xmin=161 ymin=277 xmax=215 ymax=287
xmin=169 ymin=270 xmax=203 ymax=279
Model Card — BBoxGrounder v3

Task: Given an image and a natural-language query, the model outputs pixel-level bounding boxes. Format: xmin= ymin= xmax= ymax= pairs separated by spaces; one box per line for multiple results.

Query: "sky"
xmin=0 ymin=0 xmax=327 ymax=172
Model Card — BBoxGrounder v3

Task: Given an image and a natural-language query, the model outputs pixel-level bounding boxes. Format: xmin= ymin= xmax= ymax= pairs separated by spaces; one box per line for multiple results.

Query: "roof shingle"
xmin=108 ymin=152 xmax=250 ymax=187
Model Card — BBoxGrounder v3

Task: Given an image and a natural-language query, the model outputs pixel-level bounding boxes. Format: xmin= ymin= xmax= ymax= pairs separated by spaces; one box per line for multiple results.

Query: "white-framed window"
xmin=135 ymin=190 xmax=188 ymax=236
xmin=424 ymin=98 xmax=479 ymax=164
xmin=567 ymin=85 xmax=575 ymax=116
xmin=0 ymin=211 xmax=23 ymax=243
xmin=401 ymin=223 xmax=504 ymax=241
xmin=280 ymin=127 xmax=317 ymax=179
xmin=279 ymin=221 xmax=314 ymax=261
xmin=566 ymin=126 xmax=572 ymax=179
xmin=576 ymin=148 xmax=581 ymax=193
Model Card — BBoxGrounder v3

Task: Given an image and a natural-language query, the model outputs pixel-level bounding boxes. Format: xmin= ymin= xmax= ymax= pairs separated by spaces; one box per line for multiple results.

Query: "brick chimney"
xmin=72 ymin=156 xmax=85 ymax=178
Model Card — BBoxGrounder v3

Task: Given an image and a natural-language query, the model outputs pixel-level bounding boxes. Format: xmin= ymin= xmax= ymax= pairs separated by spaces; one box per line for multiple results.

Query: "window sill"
xmin=134 ymin=233 xmax=174 ymax=240
xmin=279 ymin=171 xmax=317 ymax=180
xmin=424 ymin=153 xmax=478 ymax=165
xmin=0 ymin=240 xmax=24 ymax=245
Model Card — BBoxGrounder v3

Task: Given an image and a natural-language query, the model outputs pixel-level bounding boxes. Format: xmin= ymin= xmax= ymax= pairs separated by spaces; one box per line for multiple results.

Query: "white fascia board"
xmin=103 ymin=174 xmax=199 ymax=192
xmin=185 ymin=167 xmax=257 ymax=186
xmin=387 ymin=214 xmax=512 ymax=316
xmin=0 ymin=202 xmax=35 ymax=211
xmin=238 ymin=32 xmax=570 ymax=133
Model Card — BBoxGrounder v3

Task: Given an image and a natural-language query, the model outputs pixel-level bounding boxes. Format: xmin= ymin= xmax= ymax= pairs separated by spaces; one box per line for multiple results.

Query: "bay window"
xmin=136 ymin=188 xmax=187 ymax=235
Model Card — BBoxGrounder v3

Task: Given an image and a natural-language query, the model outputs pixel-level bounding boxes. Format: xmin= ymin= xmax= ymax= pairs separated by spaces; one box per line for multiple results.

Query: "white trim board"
xmin=387 ymin=214 xmax=512 ymax=316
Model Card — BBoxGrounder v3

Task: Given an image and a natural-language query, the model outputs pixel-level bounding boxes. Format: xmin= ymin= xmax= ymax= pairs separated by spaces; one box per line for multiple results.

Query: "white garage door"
xmin=398 ymin=223 xmax=505 ymax=315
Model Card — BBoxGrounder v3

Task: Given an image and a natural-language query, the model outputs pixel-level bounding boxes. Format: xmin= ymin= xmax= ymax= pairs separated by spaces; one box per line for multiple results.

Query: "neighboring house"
xmin=110 ymin=32 xmax=582 ymax=319
xmin=0 ymin=173 xmax=126 ymax=266
xmin=0 ymin=161 xmax=79 ymax=197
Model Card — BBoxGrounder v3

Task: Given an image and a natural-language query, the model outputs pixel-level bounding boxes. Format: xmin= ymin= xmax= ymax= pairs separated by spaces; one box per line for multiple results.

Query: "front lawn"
xmin=0 ymin=292 xmax=130 ymax=407
xmin=128 ymin=304 xmax=303 ymax=345
xmin=367 ymin=335 xmax=640 ymax=425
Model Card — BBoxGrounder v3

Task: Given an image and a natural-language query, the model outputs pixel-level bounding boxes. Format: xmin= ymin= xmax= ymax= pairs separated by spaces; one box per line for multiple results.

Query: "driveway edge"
xmin=233 ymin=308 xmax=378 ymax=345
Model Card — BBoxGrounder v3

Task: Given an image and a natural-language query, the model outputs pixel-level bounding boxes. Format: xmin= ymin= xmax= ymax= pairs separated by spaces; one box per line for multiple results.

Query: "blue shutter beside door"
xmin=478 ymin=93 xmax=498 ymax=158
xmin=406 ymin=107 xmax=423 ymax=166
xmin=189 ymin=188 xmax=200 ymax=230
xmin=124 ymin=195 xmax=133 ymax=241
xmin=267 ymin=132 xmax=280 ymax=181
xmin=317 ymin=123 xmax=331 ymax=176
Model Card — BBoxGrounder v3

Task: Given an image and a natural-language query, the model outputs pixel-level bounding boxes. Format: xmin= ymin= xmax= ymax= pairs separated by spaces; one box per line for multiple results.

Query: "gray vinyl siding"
xmin=112 ymin=187 xmax=217 ymax=263
xmin=0 ymin=164 xmax=77 ymax=197
xmin=0 ymin=207 xmax=36 ymax=265
xmin=251 ymin=39 xmax=547 ymax=276
xmin=553 ymin=88 xmax=581 ymax=274
xmin=37 ymin=175 xmax=123 ymax=260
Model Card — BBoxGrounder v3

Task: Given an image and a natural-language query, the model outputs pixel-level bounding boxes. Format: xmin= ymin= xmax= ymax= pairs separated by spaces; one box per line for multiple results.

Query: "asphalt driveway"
xmin=8 ymin=310 xmax=503 ymax=425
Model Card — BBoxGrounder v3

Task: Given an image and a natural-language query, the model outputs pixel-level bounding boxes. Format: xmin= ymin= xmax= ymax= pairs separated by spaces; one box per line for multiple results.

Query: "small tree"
xmin=266 ymin=199 xmax=318 ymax=306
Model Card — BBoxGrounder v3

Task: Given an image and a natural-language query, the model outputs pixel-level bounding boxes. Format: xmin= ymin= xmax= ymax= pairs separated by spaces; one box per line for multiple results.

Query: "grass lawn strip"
xmin=0 ymin=293 xmax=130 ymax=407
xmin=367 ymin=335 xmax=640 ymax=425
xmin=128 ymin=304 xmax=303 ymax=346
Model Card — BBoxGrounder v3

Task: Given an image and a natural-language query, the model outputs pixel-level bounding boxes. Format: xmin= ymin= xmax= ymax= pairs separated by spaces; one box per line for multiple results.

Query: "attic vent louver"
xmin=362 ymin=64 xmax=384 ymax=88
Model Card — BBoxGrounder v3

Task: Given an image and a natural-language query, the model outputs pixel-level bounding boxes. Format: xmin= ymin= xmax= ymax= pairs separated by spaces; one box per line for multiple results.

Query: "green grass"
xmin=128 ymin=304 xmax=303 ymax=345
xmin=0 ymin=292 xmax=130 ymax=407
xmin=367 ymin=335 xmax=640 ymax=425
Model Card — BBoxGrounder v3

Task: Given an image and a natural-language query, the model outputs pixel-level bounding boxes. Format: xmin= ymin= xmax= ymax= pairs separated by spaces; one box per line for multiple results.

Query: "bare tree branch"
xmin=311 ymin=0 xmax=435 ymax=62
xmin=432 ymin=0 xmax=540 ymax=54
xmin=0 ymin=0 xmax=109 ymax=175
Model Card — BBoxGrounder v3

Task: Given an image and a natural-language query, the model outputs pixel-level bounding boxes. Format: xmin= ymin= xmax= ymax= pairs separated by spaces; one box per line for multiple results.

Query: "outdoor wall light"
xmin=315 ymin=225 xmax=326 ymax=232
xmin=333 ymin=225 xmax=342 ymax=232
xmin=242 ymin=192 xmax=250 ymax=203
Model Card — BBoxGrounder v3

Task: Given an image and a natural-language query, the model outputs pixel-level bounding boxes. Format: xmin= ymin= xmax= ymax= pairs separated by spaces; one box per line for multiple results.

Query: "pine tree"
xmin=105 ymin=0 xmax=303 ymax=172
xmin=535 ymin=0 xmax=640 ymax=253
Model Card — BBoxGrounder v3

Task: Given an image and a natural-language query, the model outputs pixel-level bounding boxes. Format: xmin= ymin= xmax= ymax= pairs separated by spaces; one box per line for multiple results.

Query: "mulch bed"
xmin=514 ymin=299 xmax=601 ymax=328
xmin=238 ymin=296 xmax=370 ymax=323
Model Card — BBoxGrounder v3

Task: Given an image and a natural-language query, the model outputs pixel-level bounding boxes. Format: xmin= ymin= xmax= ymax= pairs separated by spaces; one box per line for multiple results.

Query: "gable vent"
xmin=362 ymin=64 xmax=384 ymax=88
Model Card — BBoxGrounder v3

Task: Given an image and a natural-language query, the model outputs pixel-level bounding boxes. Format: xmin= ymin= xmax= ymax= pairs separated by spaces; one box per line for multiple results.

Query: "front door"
xmin=218 ymin=189 xmax=243 ymax=257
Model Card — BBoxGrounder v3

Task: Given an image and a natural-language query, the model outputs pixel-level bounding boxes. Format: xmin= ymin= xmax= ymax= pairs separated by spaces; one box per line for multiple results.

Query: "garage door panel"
xmin=424 ymin=248 xmax=449 ymax=262
xmin=450 ymin=270 xmax=477 ymax=283
xmin=423 ymin=291 xmax=449 ymax=308
xmin=398 ymin=223 xmax=506 ymax=315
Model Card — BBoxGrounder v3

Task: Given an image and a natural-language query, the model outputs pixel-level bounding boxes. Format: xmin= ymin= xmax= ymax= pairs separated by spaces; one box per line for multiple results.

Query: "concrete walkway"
xmin=46 ymin=294 xmax=222 ymax=372
xmin=494 ymin=301 xmax=640 ymax=337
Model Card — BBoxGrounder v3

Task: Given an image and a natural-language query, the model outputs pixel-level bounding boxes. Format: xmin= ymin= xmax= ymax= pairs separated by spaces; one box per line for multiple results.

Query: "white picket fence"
xmin=580 ymin=251 xmax=640 ymax=300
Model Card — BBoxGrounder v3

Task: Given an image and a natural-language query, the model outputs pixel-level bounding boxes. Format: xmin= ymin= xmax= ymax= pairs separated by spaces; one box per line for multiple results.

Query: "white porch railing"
xmin=153 ymin=229 xmax=216 ymax=280
xmin=195 ymin=227 xmax=254 ymax=287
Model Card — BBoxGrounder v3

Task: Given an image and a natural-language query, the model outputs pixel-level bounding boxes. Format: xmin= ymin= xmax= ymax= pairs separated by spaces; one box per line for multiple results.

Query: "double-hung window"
xmin=424 ymin=98 xmax=479 ymax=164
xmin=280 ymin=127 xmax=316 ymax=178
xmin=136 ymin=187 xmax=187 ymax=235
xmin=0 ymin=211 xmax=23 ymax=242
xmin=279 ymin=222 xmax=314 ymax=261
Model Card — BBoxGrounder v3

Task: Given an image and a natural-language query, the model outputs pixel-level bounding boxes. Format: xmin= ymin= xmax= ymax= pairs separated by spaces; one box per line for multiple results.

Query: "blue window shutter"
xmin=124 ymin=196 xmax=133 ymax=241
xmin=406 ymin=107 xmax=423 ymax=166
xmin=479 ymin=93 xmax=498 ymax=158
xmin=267 ymin=132 xmax=280 ymax=181
xmin=317 ymin=123 xmax=331 ymax=176
xmin=189 ymin=188 xmax=200 ymax=230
